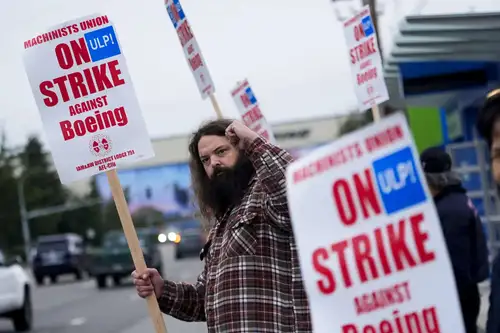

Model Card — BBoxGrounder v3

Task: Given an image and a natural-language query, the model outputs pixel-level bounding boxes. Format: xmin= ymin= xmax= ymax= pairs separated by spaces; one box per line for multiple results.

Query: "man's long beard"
xmin=202 ymin=154 xmax=255 ymax=218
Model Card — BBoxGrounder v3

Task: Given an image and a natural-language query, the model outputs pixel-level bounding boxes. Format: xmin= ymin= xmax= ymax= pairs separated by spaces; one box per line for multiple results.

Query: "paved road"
xmin=0 ymin=244 xmax=206 ymax=333
xmin=0 ymin=243 xmax=492 ymax=332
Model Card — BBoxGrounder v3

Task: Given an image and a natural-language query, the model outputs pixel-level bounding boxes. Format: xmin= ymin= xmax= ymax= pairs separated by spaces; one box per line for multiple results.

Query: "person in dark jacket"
xmin=421 ymin=146 xmax=489 ymax=333
xmin=477 ymin=88 xmax=500 ymax=333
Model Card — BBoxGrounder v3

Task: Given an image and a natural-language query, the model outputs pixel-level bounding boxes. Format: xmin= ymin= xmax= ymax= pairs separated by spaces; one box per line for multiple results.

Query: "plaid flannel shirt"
xmin=158 ymin=137 xmax=312 ymax=333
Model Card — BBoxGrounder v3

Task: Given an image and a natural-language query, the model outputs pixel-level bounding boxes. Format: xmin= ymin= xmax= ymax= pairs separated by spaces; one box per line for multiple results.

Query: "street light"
xmin=15 ymin=169 xmax=103 ymax=267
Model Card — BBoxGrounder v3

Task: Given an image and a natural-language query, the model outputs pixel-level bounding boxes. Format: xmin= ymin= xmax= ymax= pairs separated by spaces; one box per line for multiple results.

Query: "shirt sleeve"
xmin=246 ymin=137 xmax=294 ymax=232
xmin=157 ymin=269 xmax=206 ymax=322
xmin=470 ymin=206 xmax=489 ymax=283
xmin=487 ymin=254 xmax=500 ymax=333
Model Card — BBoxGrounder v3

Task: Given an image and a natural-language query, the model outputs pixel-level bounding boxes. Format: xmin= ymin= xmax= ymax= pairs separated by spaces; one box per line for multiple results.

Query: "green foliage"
xmin=60 ymin=177 xmax=103 ymax=245
xmin=19 ymin=136 xmax=67 ymax=239
xmin=338 ymin=105 xmax=401 ymax=136
xmin=339 ymin=110 xmax=373 ymax=136
xmin=132 ymin=206 xmax=165 ymax=228
xmin=1 ymin=134 xmax=105 ymax=253
xmin=0 ymin=131 xmax=21 ymax=250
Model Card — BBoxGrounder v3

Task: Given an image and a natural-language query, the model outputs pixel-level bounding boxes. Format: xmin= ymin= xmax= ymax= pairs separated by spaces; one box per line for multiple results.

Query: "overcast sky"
xmin=0 ymin=0 xmax=493 ymax=149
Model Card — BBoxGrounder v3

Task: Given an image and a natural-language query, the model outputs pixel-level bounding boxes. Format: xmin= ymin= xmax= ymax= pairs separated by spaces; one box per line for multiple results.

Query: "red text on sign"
xmin=55 ymin=38 xmax=91 ymax=70
xmin=332 ymin=168 xmax=382 ymax=226
xmin=312 ymin=212 xmax=435 ymax=295
xmin=177 ymin=21 xmax=194 ymax=47
xmin=69 ymin=95 xmax=108 ymax=116
xmin=353 ymin=23 xmax=366 ymax=42
xmin=24 ymin=24 xmax=80 ymax=49
xmin=59 ymin=106 xmax=129 ymax=141
xmin=189 ymin=53 xmax=203 ymax=71
xmin=241 ymin=93 xmax=253 ymax=108
xmin=365 ymin=125 xmax=404 ymax=153
xmin=357 ymin=67 xmax=377 ymax=85
xmin=342 ymin=306 xmax=441 ymax=333
xmin=350 ymin=37 xmax=376 ymax=64
xmin=292 ymin=143 xmax=363 ymax=184
xmin=242 ymin=106 xmax=263 ymax=126
xmin=359 ymin=59 xmax=372 ymax=70
xmin=40 ymin=60 xmax=125 ymax=107
xmin=79 ymin=15 xmax=109 ymax=31
xmin=354 ymin=281 xmax=411 ymax=315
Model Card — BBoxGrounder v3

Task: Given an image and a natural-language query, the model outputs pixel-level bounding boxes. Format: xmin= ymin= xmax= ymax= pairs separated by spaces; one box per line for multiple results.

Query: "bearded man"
xmin=132 ymin=119 xmax=312 ymax=333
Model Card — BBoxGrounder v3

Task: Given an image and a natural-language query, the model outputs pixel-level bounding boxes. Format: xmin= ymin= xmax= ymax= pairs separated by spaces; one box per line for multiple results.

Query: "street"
xmin=0 ymin=243 xmax=492 ymax=333
xmin=0 ymin=244 xmax=206 ymax=333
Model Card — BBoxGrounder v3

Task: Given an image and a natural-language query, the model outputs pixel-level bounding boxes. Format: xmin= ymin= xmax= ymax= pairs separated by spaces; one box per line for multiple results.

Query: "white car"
xmin=0 ymin=250 xmax=33 ymax=331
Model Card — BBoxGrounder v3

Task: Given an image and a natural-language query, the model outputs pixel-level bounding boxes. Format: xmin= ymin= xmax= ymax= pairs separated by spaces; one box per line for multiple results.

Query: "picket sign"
xmin=342 ymin=5 xmax=389 ymax=120
xmin=230 ymin=79 xmax=276 ymax=143
xmin=164 ymin=0 xmax=223 ymax=119
xmin=285 ymin=113 xmax=466 ymax=332
xmin=22 ymin=14 xmax=168 ymax=333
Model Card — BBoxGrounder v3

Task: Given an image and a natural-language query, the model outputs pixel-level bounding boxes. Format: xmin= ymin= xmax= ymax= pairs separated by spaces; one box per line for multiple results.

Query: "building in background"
xmin=383 ymin=4 xmax=500 ymax=254
xmin=58 ymin=113 xmax=352 ymax=219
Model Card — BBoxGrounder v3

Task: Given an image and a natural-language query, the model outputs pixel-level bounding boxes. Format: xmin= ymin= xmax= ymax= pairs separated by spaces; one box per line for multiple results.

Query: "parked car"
xmin=88 ymin=228 xmax=163 ymax=289
xmin=32 ymin=233 xmax=88 ymax=285
xmin=172 ymin=219 xmax=205 ymax=260
xmin=0 ymin=249 xmax=33 ymax=331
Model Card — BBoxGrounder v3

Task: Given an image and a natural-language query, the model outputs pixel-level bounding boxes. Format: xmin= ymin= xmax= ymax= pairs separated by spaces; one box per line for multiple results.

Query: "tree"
xmin=339 ymin=110 xmax=373 ymax=136
xmin=338 ymin=105 xmax=401 ymax=136
xmin=132 ymin=206 xmax=165 ymax=228
xmin=0 ymin=131 xmax=22 ymax=251
xmin=60 ymin=176 xmax=103 ymax=245
xmin=20 ymin=136 xmax=67 ymax=239
xmin=100 ymin=185 xmax=131 ymax=234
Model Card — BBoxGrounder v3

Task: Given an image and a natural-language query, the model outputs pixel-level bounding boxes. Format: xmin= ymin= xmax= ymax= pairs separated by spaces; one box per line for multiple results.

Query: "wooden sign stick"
xmin=209 ymin=93 xmax=223 ymax=119
xmin=106 ymin=169 xmax=168 ymax=333
xmin=371 ymin=104 xmax=381 ymax=122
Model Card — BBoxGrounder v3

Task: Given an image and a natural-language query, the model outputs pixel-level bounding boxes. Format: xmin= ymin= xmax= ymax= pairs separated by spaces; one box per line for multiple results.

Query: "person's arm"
xmin=487 ymin=255 xmax=500 ymax=333
xmin=158 ymin=269 xmax=206 ymax=322
xmin=245 ymin=137 xmax=294 ymax=232
xmin=472 ymin=214 xmax=489 ymax=283
xmin=467 ymin=198 xmax=490 ymax=283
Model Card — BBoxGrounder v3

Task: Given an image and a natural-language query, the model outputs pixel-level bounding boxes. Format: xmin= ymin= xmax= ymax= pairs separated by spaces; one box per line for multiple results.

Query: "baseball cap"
xmin=420 ymin=146 xmax=452 ymax=173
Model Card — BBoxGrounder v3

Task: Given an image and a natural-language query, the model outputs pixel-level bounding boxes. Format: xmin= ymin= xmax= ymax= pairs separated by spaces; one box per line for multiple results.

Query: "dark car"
xmin=32 ymin=233 xmax=87 ymax=285
xmin=88 ymin=228 xmax=163 ymax=289
xmin=173 ymin=219 xmax=205 ymax=259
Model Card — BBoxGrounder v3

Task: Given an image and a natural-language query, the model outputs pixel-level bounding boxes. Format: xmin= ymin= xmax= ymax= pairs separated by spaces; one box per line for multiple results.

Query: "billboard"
xmin=94 ymin=144 xmax=326 ymax=217
xmin=95 ymin=163 xmax=193 ymax=218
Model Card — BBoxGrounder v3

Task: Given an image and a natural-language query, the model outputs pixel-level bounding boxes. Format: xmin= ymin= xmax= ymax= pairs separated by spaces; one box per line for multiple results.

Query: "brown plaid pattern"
xmin=158 ymin=137 xmax=312 ymax=332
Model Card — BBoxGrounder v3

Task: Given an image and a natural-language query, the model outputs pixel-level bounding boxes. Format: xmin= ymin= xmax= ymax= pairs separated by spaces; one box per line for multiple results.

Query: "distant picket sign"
xmin=343 ymin=5 xmax=389 ymax=112
xmin=230 ymin=79 xmax=275 ymax=143
xmin=286 ymin=113 xmax=465 ymax=333
xmin=165 ymin=0 xmax=215 ymax=99
xmin=23 ymin=14 xmax=155 ymax=184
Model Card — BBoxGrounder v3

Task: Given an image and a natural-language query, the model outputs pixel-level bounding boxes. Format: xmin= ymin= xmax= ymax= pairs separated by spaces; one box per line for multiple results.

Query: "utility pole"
xmin=17 ymin=172 xmax=103 ymax=267
xmin=362 ymin=0 xmax=383 ymax=62
xmin=17 ymin=180 xmax=31 ymax=266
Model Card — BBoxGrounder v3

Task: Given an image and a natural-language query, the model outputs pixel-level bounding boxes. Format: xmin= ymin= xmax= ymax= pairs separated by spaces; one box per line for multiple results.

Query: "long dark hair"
xmin=188 ymin=119 xmax=234 ymax=225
